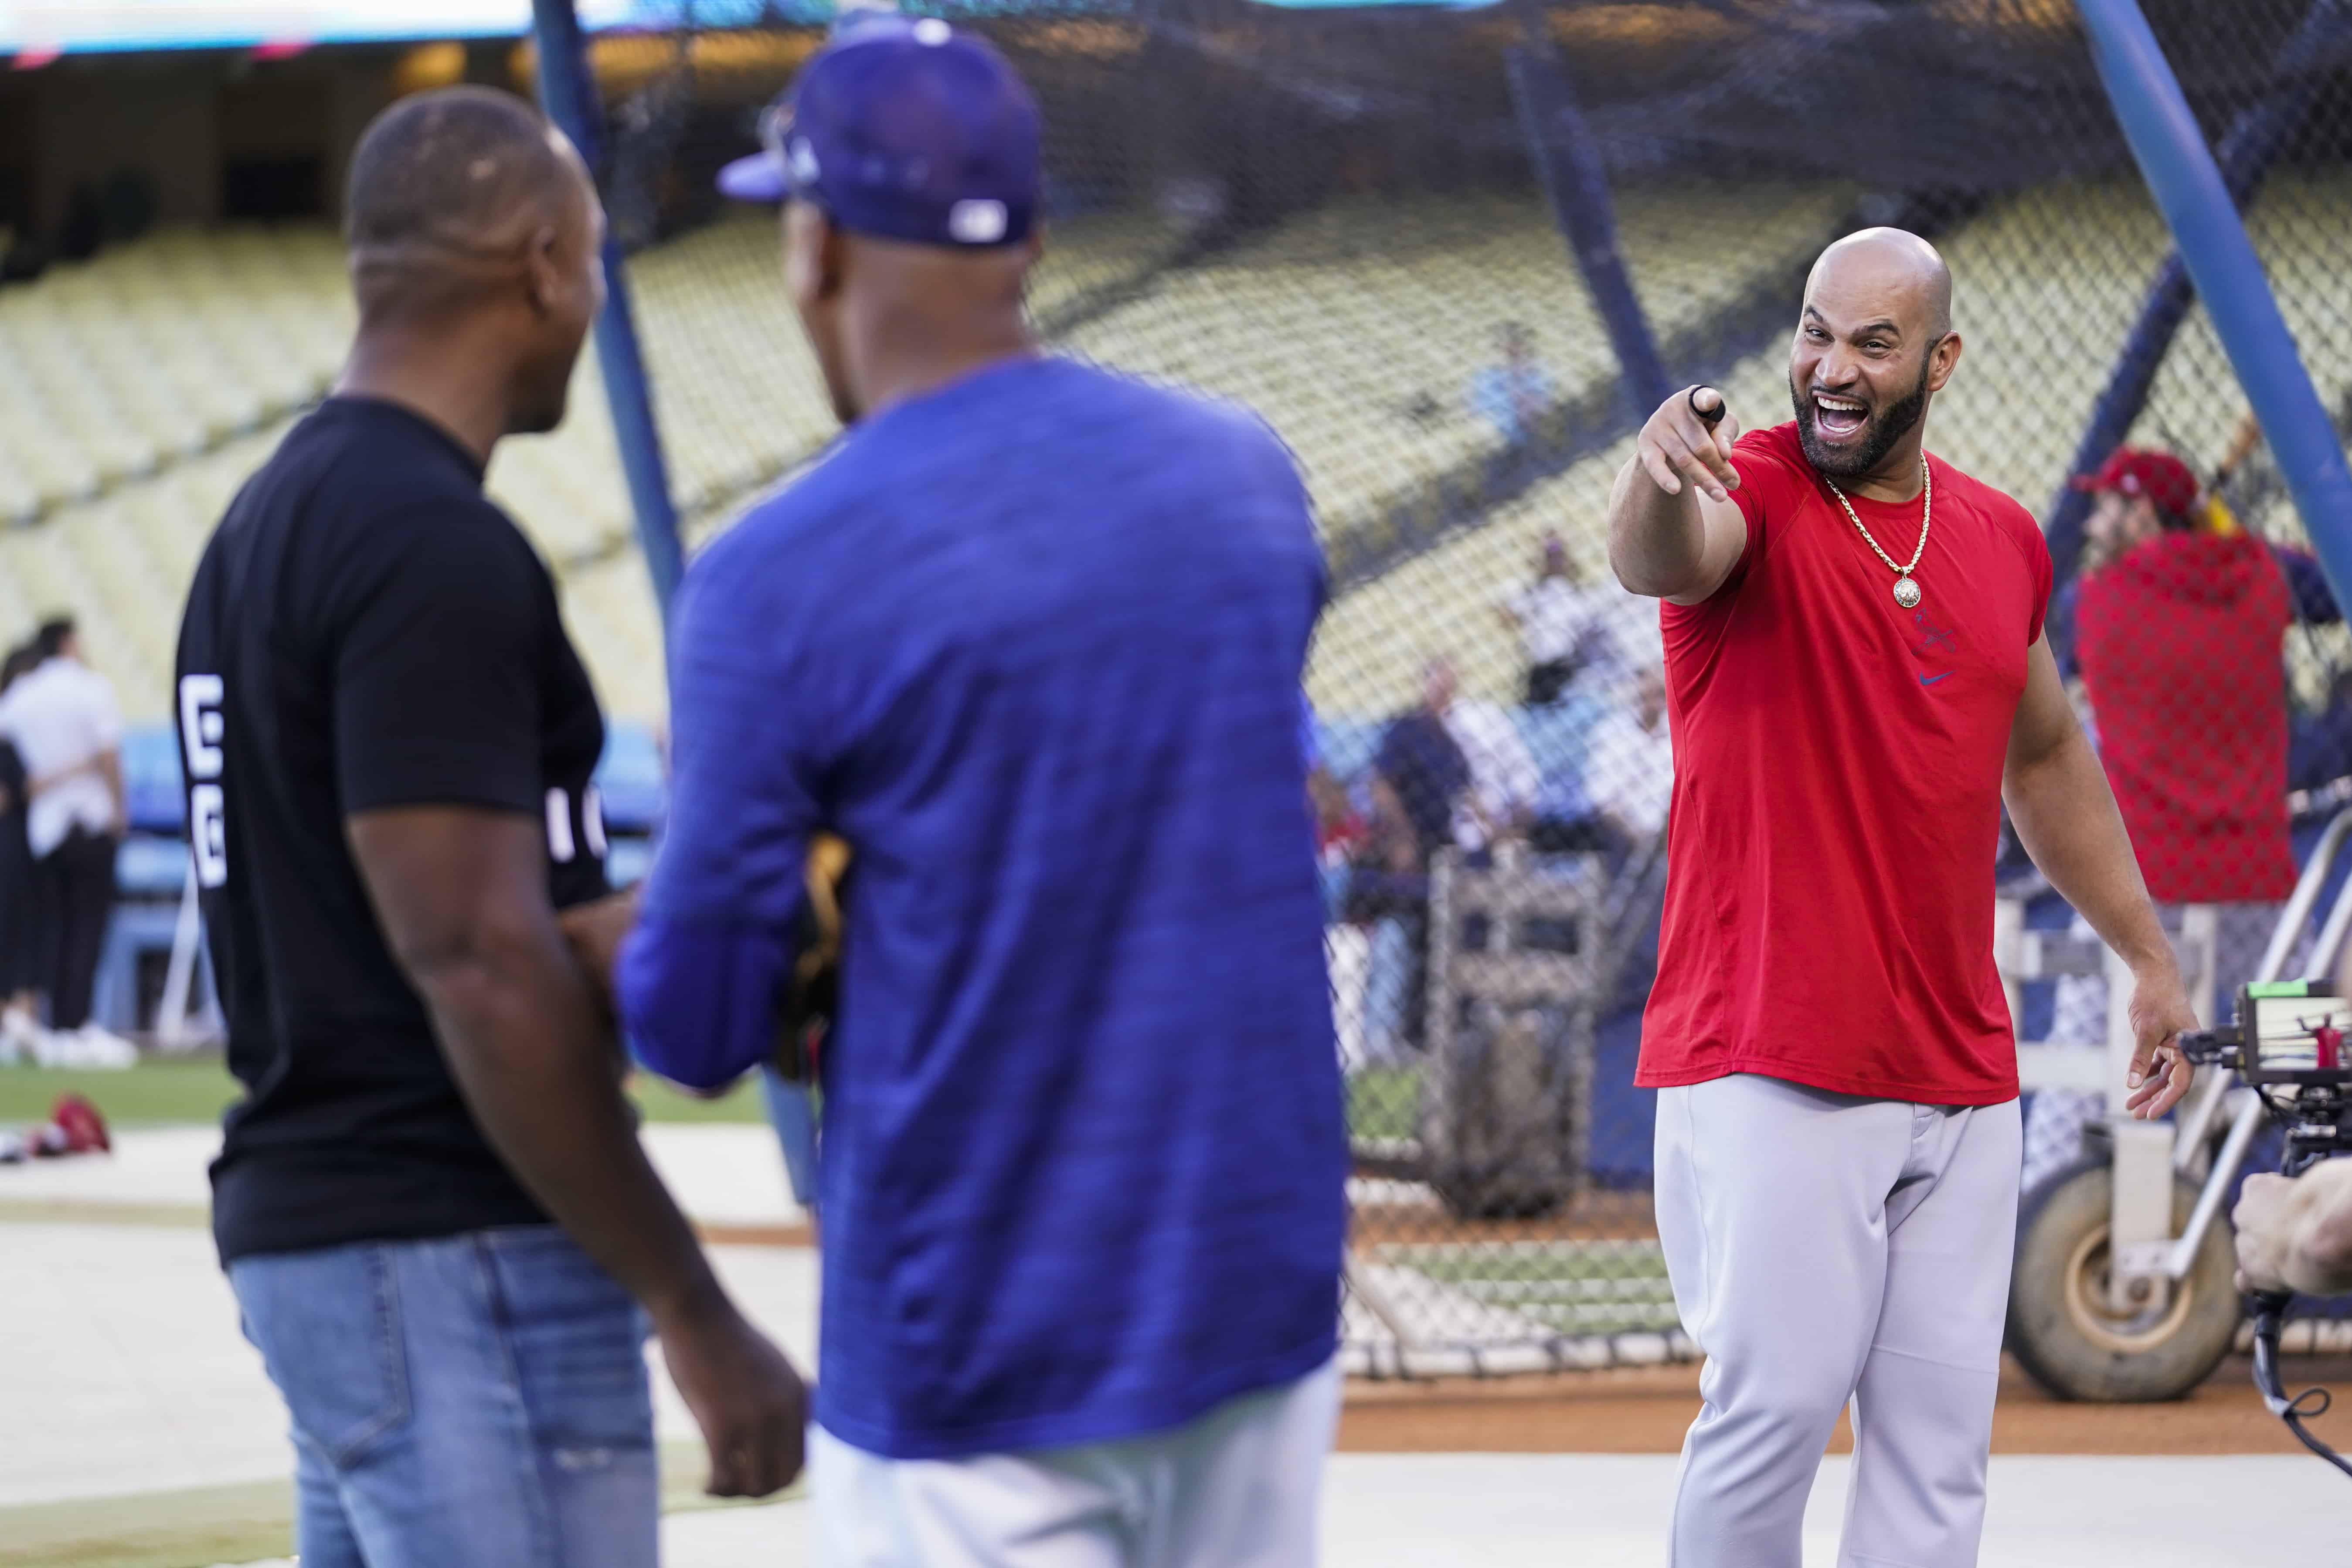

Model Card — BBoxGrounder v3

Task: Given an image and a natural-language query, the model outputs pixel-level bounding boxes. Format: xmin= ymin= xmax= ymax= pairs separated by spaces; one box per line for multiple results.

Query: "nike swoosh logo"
xmin=1919 ymin=672 xmax=1951 ymax=687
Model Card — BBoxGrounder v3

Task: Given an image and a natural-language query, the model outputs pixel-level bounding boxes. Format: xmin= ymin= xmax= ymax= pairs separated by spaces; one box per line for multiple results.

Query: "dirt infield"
xmin=1338 ymin=1355 xmax=2352 ymax=1456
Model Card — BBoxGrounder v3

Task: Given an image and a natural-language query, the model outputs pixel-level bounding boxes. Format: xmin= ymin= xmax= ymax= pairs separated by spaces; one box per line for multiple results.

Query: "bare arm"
xmin=97 ymin=748 xmax=124 ymax=833
xmin=2001 ymin=635 xmax=2197 ymax=1118
xmin=1608 ymin=386 xmax=1750 ymax=604
xmin=348 ymin=806 xmax=803 ymax=1496
xmin=2235 ymin=1165 xmax=2352 ymax=1296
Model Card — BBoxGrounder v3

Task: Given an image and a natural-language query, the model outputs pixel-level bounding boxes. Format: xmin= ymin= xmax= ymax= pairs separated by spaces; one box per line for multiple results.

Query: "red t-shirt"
xmin=1638 ymin=422 xmax=2052 ymax=1105
xmin=2076 ymin=532 xmax=2295 ymax=904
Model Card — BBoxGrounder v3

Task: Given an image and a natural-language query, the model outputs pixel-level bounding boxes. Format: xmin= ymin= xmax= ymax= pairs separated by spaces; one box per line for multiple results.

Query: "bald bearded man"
xmin=1608 ymin=229 xmax=2199 ymax=1567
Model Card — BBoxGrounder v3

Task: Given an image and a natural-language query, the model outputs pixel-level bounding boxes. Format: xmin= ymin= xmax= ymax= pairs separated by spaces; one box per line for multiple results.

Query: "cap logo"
xmin=914 ymin=17 xmax=952 ymax=44
xmin=948 ymin=199 xmax=1009 ymax=244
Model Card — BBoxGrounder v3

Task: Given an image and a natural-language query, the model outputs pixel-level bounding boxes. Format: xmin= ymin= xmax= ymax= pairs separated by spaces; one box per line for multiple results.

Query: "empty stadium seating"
xmin=0 ymin=227 xmax=349 ymax=524
xmin=1933 ymin=170 xmax=2352 ymax=518
xmin=5 ymin=170 xmax=2348 ymax=733
xmin=1309 ymin=169 xmax=2352 ymax=721
xmin=1062 ymin=183 xmax=1849 ymax=537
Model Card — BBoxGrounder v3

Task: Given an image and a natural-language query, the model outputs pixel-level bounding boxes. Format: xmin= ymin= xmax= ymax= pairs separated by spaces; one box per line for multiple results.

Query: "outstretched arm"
xmin=1608 ymin=386 xmax=1749 ymax=604
xmin=2002 ymin=633 xmax=2197 ymax=1118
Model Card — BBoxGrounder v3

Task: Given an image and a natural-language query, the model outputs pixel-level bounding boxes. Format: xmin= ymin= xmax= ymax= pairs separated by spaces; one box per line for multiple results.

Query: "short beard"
xmin=1791 ymin=353 xmax=1933 ymax=480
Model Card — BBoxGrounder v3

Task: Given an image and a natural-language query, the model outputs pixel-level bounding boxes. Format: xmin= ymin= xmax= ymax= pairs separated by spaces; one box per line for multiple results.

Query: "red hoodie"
xmin=2077 ymin=531 xmax=2296 ymax=903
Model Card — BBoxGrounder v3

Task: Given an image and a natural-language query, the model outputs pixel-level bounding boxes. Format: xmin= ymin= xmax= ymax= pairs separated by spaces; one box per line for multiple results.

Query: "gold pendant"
xmin=1893 ymin=577 xmax=1922 ymax=609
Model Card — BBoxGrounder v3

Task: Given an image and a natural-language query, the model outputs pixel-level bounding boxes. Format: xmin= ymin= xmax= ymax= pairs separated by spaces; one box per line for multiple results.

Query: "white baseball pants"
xmin=811 ymin=1358 xmax=1341 ymax=1567
xmin=1655 ymin=1072 xmax=2022 ymax=1568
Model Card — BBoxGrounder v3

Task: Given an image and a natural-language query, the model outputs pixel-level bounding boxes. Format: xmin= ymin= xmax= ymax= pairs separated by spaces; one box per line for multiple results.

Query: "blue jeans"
xmin=760 ymin=1064 xmax=821 ymax=1211
xmin=229 ymin=1225 xmax=658 ymax=1568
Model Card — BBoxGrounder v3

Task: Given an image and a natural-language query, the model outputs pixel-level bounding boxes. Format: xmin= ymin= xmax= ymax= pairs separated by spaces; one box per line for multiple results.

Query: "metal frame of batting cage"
xmin=1991 ymin=0 xmax=2352 ymax=1406
xmin=526 ymin=0 xmax=829 ymax=1209
xmin=514 ymin=0 xmax=1726 ymax=1384
xmin=525 ymin=0 xmax=2352 ymax=1386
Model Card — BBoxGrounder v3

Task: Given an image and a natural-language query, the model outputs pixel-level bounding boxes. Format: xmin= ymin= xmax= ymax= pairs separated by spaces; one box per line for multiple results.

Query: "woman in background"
xmin=0 ymin=643 xmax=41 ymax=1058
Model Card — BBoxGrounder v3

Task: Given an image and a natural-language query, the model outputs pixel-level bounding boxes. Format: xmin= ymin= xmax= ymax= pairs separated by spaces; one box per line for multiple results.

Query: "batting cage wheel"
xmin=2006 ymin=1158 xmax=2241 ymax=1403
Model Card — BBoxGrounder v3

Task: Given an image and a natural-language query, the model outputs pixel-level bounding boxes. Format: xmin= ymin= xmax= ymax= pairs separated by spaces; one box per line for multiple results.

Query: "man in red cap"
xmin=2073 ymin=446 xmax=2299 ymax=931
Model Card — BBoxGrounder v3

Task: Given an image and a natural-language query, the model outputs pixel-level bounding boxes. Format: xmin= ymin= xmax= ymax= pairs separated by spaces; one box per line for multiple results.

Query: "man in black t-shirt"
xmin=173 ymin=88 xmax=803 ymax=1568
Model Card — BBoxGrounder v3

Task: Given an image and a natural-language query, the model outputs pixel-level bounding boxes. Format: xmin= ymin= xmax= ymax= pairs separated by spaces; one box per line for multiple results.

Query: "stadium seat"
xmin=7 ymin=169 xmax=2346 ymax=732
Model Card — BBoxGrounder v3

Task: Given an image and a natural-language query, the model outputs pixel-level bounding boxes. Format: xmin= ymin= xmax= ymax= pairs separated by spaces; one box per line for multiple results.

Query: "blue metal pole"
xmin=2046 ymin=0 xmax=2349 ymax=588
xmin=530 ymin=0 xmax=688 ymax=621
xmin=2076 ymin=0 xmax=2352 ymax=606
xmin=1506 ymin=39 xmax=1673 ymax=420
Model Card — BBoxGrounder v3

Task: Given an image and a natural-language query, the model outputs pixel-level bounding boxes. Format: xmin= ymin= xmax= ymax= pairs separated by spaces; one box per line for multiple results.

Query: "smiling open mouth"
xmin=1813 ymin=392 xmax=1868 ymax=440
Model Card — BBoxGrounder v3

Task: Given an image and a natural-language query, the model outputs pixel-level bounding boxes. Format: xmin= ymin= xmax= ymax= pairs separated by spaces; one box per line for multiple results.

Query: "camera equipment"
xmin=2179 ymin=980 xmax=2352 ymax=1480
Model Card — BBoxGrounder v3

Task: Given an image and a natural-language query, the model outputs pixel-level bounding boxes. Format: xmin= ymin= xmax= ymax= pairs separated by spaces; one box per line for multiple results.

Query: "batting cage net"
xmin=558 ymin=0 xmax=2352 ymax=1377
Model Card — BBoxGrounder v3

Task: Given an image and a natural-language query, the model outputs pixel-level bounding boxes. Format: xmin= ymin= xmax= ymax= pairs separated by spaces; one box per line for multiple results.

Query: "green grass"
xmin=1347 ymin=1062 xmax=1421 ymax=1143
xmin=628 ymin=1075 xmax=774 ymax=1125
xmin=1380 ymin=1238 xmax=1682 ymax=1337
xmin=0 ymin=1443 xmax=795 ymax=1568
xmin=0 ymin=1057 xmax=775 ymax=1130
xmin=7 ymin=1053 xmax=1399 ymax=1138
xmin=0 ymin=1058 xmax=240 ymax=1129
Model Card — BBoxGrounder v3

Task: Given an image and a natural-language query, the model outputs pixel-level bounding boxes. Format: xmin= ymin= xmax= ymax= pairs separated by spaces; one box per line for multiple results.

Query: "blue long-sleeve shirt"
xmin=616 ymin=356 xmax=1348 ymax=1460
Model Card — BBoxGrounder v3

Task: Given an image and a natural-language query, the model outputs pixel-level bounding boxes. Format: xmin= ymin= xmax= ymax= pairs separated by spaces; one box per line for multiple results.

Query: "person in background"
xmin=1302 ymin=697 xmax=1366 ymax=922
xmin=2073 ymin=446 xmax=2297 ymax=986
xmin=1371 ymin=656 xmax=1534 ymax=862
xmin=1525 ymin=661 xmax=1673 ymax=864
xmin=1444 ymin=663 xmax=1541 ymax=851
xmin=1584 ymin=662 xmax=1675 ymax=852
xmin=1498 ymin=534 xmax=1585 ymax=705
xmin=1468 ymin=320 xmax=1555 ymax=448
xmin=0 ymin=617 xmax=134 ymax=1068
xmin=1353 ymin=657 xmax=1539 ymax=1057
xmin=1366 ymin=660 xmax=1470 ymax=878
xmin=1505 ymin=543 xmax=1580 ymax=710
xmin=0 ymin=643 xmax=40 ymax=1060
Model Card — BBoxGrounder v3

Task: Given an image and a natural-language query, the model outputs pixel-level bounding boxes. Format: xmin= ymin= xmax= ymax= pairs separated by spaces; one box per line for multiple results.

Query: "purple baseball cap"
xmin=717 ymin=14 xmax=1041 ymax=249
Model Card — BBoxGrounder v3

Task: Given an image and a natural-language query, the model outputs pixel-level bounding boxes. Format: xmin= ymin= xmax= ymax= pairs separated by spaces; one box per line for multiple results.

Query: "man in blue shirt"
xmin=603 ymin=19 xmax=1347 ymax=1563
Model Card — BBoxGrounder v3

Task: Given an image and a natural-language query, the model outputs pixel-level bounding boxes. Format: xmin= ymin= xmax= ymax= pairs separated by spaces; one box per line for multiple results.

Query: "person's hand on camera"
xmin=2233 ymin=1172 xmax=2297 ymax=1295
xmin=2230 ymin=1162 xmax=2352 ymax=1297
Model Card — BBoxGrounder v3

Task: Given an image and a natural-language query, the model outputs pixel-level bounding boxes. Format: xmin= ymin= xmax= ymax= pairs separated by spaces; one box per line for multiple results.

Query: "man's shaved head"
xmin=340 ymin=85 xmax=607 ymax=436
xmin=1808 ymin=227 xmax=1953 ymax=340
xmin=1788 ymin=227 xmax=1963 ymax=486
xmin=345 ymin=86 xmax=587 ymax=323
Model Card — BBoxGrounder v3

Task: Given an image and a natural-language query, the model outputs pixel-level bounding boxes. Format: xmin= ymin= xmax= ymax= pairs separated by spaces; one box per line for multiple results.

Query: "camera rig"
xmin=2178 ymin=980 xmax=2352 ymax=1480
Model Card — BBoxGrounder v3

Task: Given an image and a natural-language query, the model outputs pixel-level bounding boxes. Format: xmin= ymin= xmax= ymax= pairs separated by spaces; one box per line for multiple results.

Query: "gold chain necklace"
xmin=1823 ymin=459 xmax=1931 ymax=608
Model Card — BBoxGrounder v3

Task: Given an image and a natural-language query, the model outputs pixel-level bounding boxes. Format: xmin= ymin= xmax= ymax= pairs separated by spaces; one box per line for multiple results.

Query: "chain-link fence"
xmin=580 ymin=0 xmax=2352 ymax=1377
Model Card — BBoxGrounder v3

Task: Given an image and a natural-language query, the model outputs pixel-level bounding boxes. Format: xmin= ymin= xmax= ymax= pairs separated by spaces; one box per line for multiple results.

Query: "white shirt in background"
xmin=1501 ymin=575 xmax=1662 ymax=697
xmin=1587 ymin=705 xmax=1674 ymax=838
xmin=0 ymin=657 xmax=123 ymax=857
xmin=1441 ymin=698 xmax=1540 ymax=850
xmin=1500 ymin=575 xmax=1589 ymax=665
